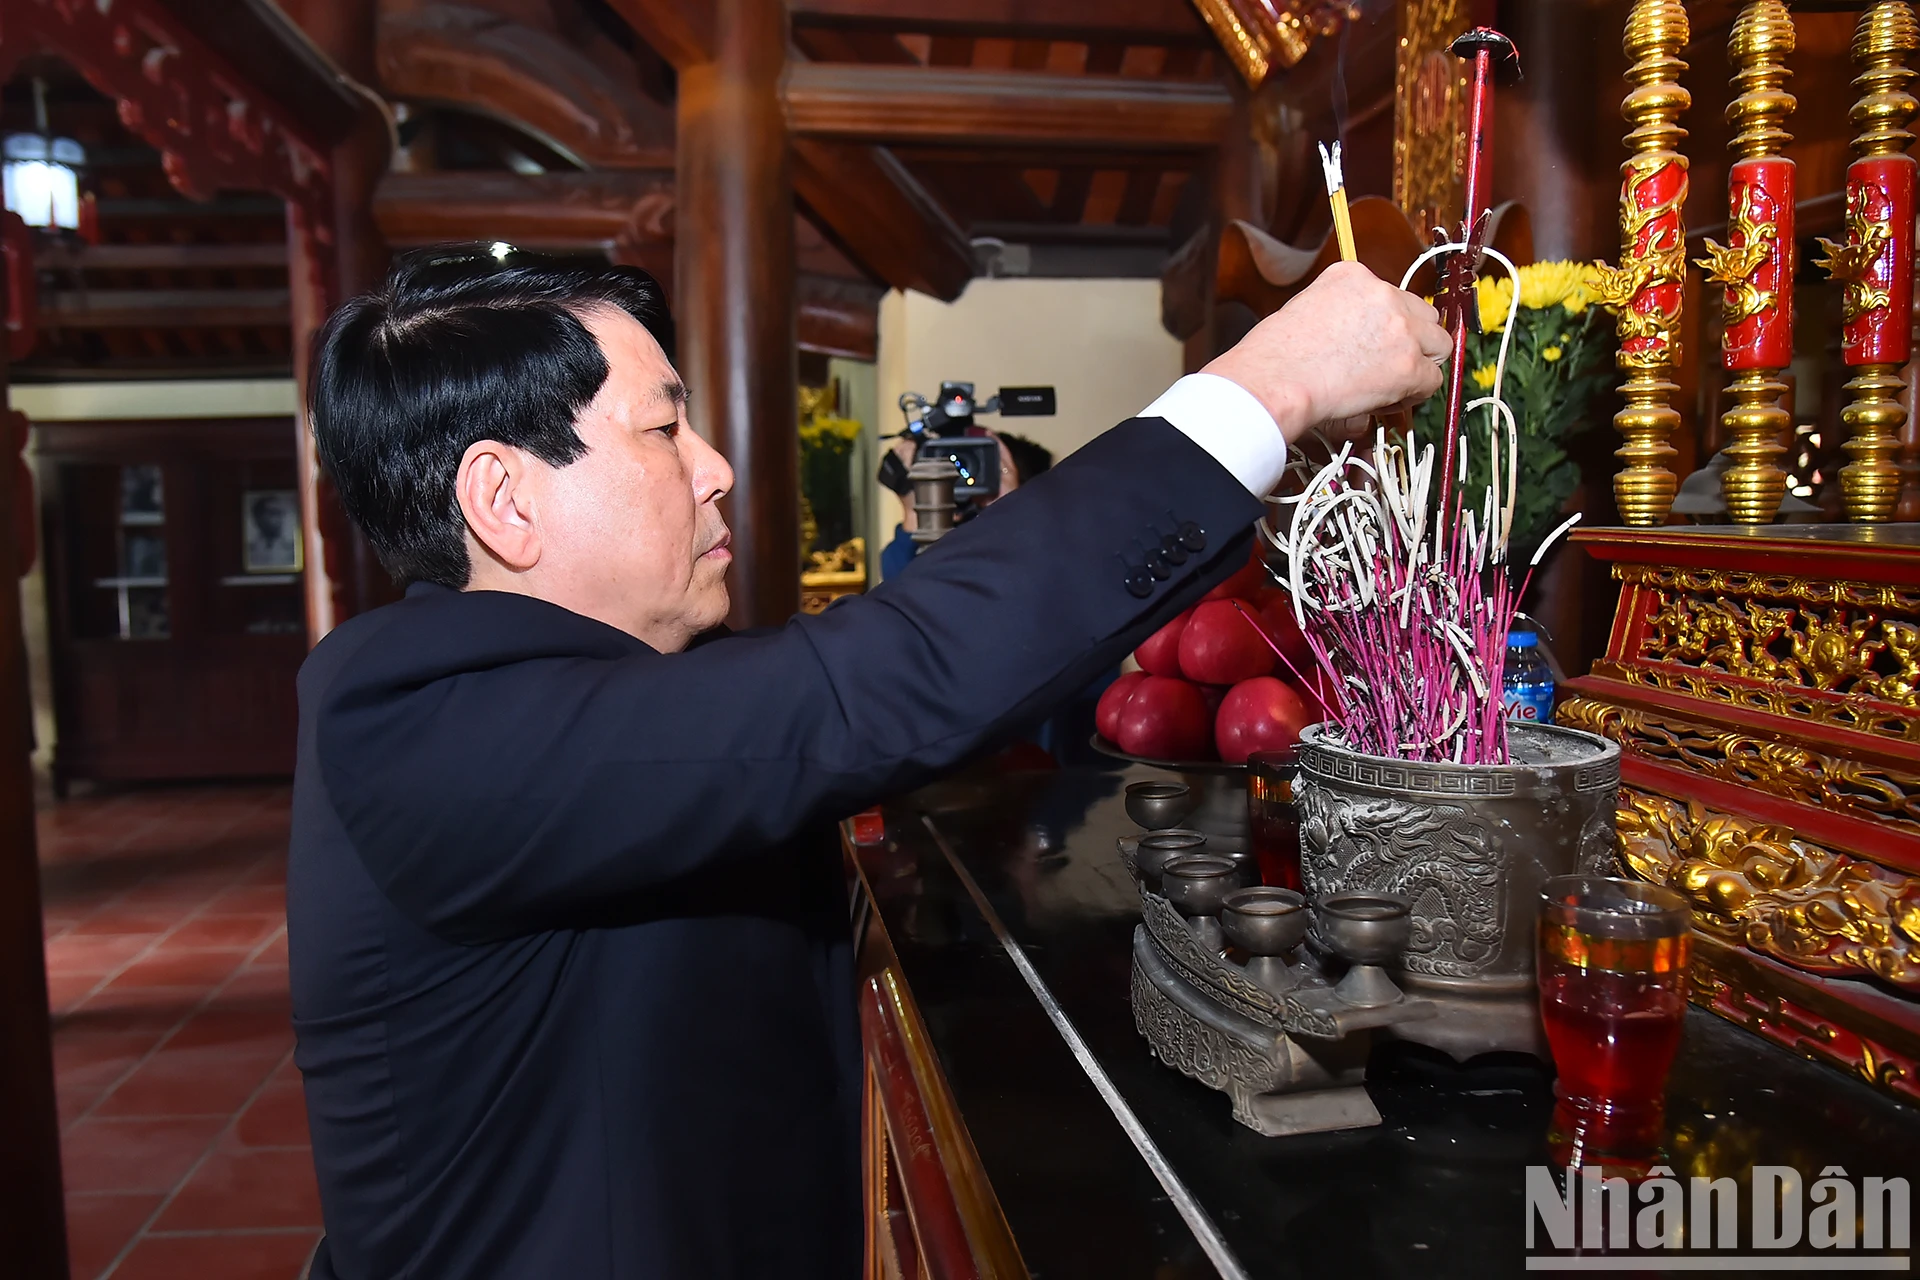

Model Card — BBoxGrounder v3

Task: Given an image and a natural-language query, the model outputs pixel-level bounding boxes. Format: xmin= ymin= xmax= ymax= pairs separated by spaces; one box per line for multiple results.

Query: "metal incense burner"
xmin=1126 ymin=720 xmax=1621 ymax=1137
xmin=1124 ymin=812 xmax=1440 ymax=1137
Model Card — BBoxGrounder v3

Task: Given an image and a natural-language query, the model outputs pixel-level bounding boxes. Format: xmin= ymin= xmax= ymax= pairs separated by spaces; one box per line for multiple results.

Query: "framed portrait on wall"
xmin=243 ymin=490 xmax=303 ymax=574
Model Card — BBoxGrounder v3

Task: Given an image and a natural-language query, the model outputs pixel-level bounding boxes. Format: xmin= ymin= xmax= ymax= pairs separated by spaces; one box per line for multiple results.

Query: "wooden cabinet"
xmin=36 ymin=417 xmax=307 ymax=790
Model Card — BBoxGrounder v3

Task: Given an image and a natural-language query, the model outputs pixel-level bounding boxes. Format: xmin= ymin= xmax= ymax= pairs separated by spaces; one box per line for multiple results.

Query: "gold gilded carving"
xmin=1852 ymin=1 xmax=1920 ymax=160
xmin=1726 ymin=0 xmax=1798 ymax=162
xmin=1597 ymin=661 xmax=1920 ymax=743
xmin=1695 ymin=186 xmax=1777 ymax=328
xmin=1591 ymin=159 xmax=1689 ymax=368
xmin=1609 ymin=565 xmax=1920 ymax=733
xmin=1718 ymin=368 xmax=1792 ymax=525
xmin=1816 ymin=189 xmax=1895 ymax=325
xmin=1393 ymin=0 xmax=1467 ymax=233
xmin=1191 ymin=0 xmax=1357 ymax=87
xmin=1617 ymin=788 xmax=1920 ymax=990
xmin=1559 ymin=696 xmax=1920 ymax=833
xmin=1840 ymin=363 xmax=1908 ymax=524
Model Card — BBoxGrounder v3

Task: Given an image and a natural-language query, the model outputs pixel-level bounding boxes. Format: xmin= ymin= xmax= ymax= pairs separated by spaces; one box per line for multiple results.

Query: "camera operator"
xmin=879 ymin=429 xmax=1052 ymax=580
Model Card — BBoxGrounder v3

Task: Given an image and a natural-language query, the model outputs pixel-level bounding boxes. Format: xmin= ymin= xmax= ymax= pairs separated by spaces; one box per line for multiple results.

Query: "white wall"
xmin=11 ymin=378 xmax=298 ymax=421
xmin=872 ymin=278 xmax=1182 ymax=574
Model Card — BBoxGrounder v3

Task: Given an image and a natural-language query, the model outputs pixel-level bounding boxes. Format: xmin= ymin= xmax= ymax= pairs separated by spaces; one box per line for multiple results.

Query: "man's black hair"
xmin=309 ymin=244 xmax=675 ymax=589
xmin=997 ymin=432 xmax=1053 ymax=486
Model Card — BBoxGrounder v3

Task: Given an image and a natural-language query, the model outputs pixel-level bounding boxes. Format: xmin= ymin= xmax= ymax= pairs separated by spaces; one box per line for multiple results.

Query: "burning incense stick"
xmin=1317 ymin=141 xmax=1358 ymax=262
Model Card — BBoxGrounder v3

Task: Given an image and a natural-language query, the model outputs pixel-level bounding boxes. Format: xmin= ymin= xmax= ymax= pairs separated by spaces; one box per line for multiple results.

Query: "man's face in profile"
xmin=496 ymin=307 xmax=735 ymax=649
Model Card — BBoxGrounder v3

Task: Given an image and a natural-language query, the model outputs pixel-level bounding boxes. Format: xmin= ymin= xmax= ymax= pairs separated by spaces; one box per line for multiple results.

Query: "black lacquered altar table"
xmin=847 ymin=762 xmax=1920 ymax=1280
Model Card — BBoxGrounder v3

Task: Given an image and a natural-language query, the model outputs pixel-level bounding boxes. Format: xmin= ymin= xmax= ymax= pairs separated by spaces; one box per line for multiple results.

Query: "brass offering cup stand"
xmin=1122 ymin=785 xmax=1439 ymax=1138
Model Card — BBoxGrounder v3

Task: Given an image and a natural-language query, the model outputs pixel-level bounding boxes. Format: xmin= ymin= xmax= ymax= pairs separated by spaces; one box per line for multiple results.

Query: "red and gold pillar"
xmin=1698 ymin=0 xmax=1796 ymax=526
xmin=1820 ymin=2 xmax=1920 ymax=523
xmin=1593 ymin=0 xmax=1690 ymax=526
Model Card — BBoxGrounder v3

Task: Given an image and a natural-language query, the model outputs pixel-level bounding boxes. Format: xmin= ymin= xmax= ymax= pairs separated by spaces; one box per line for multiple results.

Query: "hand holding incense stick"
xmin=1317 ymin=141 xmax=1358 ymax=262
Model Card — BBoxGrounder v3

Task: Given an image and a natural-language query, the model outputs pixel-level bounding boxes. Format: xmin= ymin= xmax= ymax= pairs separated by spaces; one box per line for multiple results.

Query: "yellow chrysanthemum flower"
xmin=1476 ymin=276 xmax=1515 ymax=332
xmin=1513 ymin=259 xmax=1603 ymax=315
xmin=1470 ymin=363 xmax=1498 ymax=390
xmin=1542 ymin=346 xmax=1563 ymax=362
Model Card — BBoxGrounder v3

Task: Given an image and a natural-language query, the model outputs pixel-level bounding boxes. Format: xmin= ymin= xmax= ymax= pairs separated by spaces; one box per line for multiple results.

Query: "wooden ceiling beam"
xmin=35 ymin=242 xmax=290 ymax=270
xmin=41 ymin=289 xmax=292 ymax=328
xmin=788 ymin=0 xmax=1211 ymax=45
xmin=791 ymin=139 xmax=973 ymax=300
xmin=600 ymin=0 xmax=715 ymax=69
xmin=372 ymin=170 xmax=675 ymax=249
xmin=377 ymin=4 xmax=675 ymax=169
xmin=785 ymin=64 xmax=1233 ymax=149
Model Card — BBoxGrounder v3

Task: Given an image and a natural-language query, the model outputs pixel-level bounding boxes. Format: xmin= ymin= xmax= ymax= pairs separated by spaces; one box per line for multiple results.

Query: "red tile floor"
xmin=38 ymin=782 xmax=319 ymax=1280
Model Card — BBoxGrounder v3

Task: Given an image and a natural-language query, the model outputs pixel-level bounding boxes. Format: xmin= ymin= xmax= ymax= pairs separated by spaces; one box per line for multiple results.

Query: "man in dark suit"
xmin=290 ymin=246 xmax=1447 ymax=1279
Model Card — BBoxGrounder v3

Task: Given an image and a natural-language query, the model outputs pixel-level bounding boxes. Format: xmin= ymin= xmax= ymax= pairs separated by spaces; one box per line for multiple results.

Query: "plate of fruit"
xmin=1093 ymin=548 xmax=1324 ymax=770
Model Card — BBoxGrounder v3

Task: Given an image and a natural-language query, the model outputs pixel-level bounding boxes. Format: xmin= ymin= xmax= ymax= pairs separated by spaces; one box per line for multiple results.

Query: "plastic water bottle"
xmin=1503 ymin=630 xmax=1556 ymax=724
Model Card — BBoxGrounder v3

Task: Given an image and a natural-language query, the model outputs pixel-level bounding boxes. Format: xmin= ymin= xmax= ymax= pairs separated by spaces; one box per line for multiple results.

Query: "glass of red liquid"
xmin=1246 ymin=749 xmax=1302 ymax=891
xmin=1537 ymin=875 xmax=1691 ymax=1173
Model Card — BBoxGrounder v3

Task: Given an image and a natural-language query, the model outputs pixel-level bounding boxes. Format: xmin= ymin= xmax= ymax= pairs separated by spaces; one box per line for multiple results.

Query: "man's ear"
xmin=456 ymin=440 xmax=540 ymax=573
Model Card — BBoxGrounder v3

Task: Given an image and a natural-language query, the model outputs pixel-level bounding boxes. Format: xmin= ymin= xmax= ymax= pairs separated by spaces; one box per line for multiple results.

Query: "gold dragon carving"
xmin=1815 ymin=186 xmax=1896 ymax=324
xmin=1591 ymin=158 xmax=1691 ymax=368
xmin=1617 ymin=788 xmax=1920 ymax=990
xmin=1696 ymin=184 xmax=1780 ymax=328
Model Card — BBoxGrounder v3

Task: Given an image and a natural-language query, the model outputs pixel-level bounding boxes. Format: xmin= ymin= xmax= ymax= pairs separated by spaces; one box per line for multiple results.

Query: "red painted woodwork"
xmin=1620 ymin=159 xmax=1686 ymax=369
xmin=1564 ymin=525 xmax=1920 ymax=1086
xmin=1843 ymin=154 xmax=1917 ymax=367
xmin=1723 ymin=157 xmax=1794 ymax=370
xmin=860 ymin=978 xmax=982 ymax=1280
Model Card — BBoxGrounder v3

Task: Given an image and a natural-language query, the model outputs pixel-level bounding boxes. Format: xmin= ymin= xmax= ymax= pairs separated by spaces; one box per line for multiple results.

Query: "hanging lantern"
xmin=2 ymin=133 xmax=84 ymax=231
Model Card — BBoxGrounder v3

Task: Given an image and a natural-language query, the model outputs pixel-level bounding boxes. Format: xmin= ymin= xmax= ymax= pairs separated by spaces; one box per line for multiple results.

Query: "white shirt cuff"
xmin=1139 ymin=373 xmax=1286 ymax=498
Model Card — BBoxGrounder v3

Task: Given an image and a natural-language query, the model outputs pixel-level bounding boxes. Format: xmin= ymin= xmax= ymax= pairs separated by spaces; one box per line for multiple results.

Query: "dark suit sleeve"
xmin=316 ymin=418 xmax=1266 ymax=941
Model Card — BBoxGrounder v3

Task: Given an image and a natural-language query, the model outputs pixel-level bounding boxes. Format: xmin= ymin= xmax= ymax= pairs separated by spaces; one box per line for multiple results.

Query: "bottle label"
xmin=1504 ymin=685 xmax=1554 ymax=723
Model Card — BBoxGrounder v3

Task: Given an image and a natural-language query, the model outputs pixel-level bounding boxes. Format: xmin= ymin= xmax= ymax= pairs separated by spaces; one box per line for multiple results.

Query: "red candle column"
xmin=1824 ymin=2 xmax=1920 ymax=522
xmin=1699 ymin=0 xmax=1796 ymax=526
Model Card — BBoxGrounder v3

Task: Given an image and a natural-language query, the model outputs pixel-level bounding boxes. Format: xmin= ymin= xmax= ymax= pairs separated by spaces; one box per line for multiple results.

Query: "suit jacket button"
xmin=1125 ymin=569 xmax=1153 ymax=598
xmin=1178 ymin=521 xmax=1206 ymax=552
xmin=1159 ymin=534 xmax=1189 ymax=566
xmin=1144 ymin=549 xmax=1172 ymax=580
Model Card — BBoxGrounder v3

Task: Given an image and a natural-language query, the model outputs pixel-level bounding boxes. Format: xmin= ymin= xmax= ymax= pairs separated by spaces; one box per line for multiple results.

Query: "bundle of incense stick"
xmin=1317 ymin=141 xmax=1357 ymax=262
xmin=1257 ymin=245 xmax=1581 ymax=766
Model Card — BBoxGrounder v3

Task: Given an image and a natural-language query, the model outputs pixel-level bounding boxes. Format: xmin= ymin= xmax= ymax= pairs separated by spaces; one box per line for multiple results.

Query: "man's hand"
xmin=1202 ymin=261 xmax=1451 ymax=444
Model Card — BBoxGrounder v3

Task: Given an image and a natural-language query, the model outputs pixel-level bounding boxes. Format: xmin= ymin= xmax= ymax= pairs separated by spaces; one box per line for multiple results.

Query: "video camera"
xmin=877 ymin=381 xmax=1056 ymax=516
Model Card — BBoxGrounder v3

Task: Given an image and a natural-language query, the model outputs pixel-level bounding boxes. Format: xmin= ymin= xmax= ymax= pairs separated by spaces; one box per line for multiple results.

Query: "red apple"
xmin=1114 ymin=676 xmax=1215 ymax=761
xmin=1214 ymin=676 xmax=1315 ymax=765
xmin=1199 ymin=683 xmax=1229 ymax=717
xmin=1250 ymin=589 xmax=1317 ymax=677
xmin=1178 ymin=599 xmax=1277 ymax=685
xmin=1203 ymin=548 xmax=1271 ymax=602
xmin=1095 ymin=670 xmax=1149 ymax=742
xmin=1133 ymin=607 xmax=1193 ymax=677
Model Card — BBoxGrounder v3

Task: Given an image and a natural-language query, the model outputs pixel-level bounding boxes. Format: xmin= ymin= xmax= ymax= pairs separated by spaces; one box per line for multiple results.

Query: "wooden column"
xmin=280 ymin=0 xmax=397 ymax=634
xmin=675 ymin=0 xmax=799 ymax=629
xmin=0 ymin=229 xmax=66 ymax=1279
